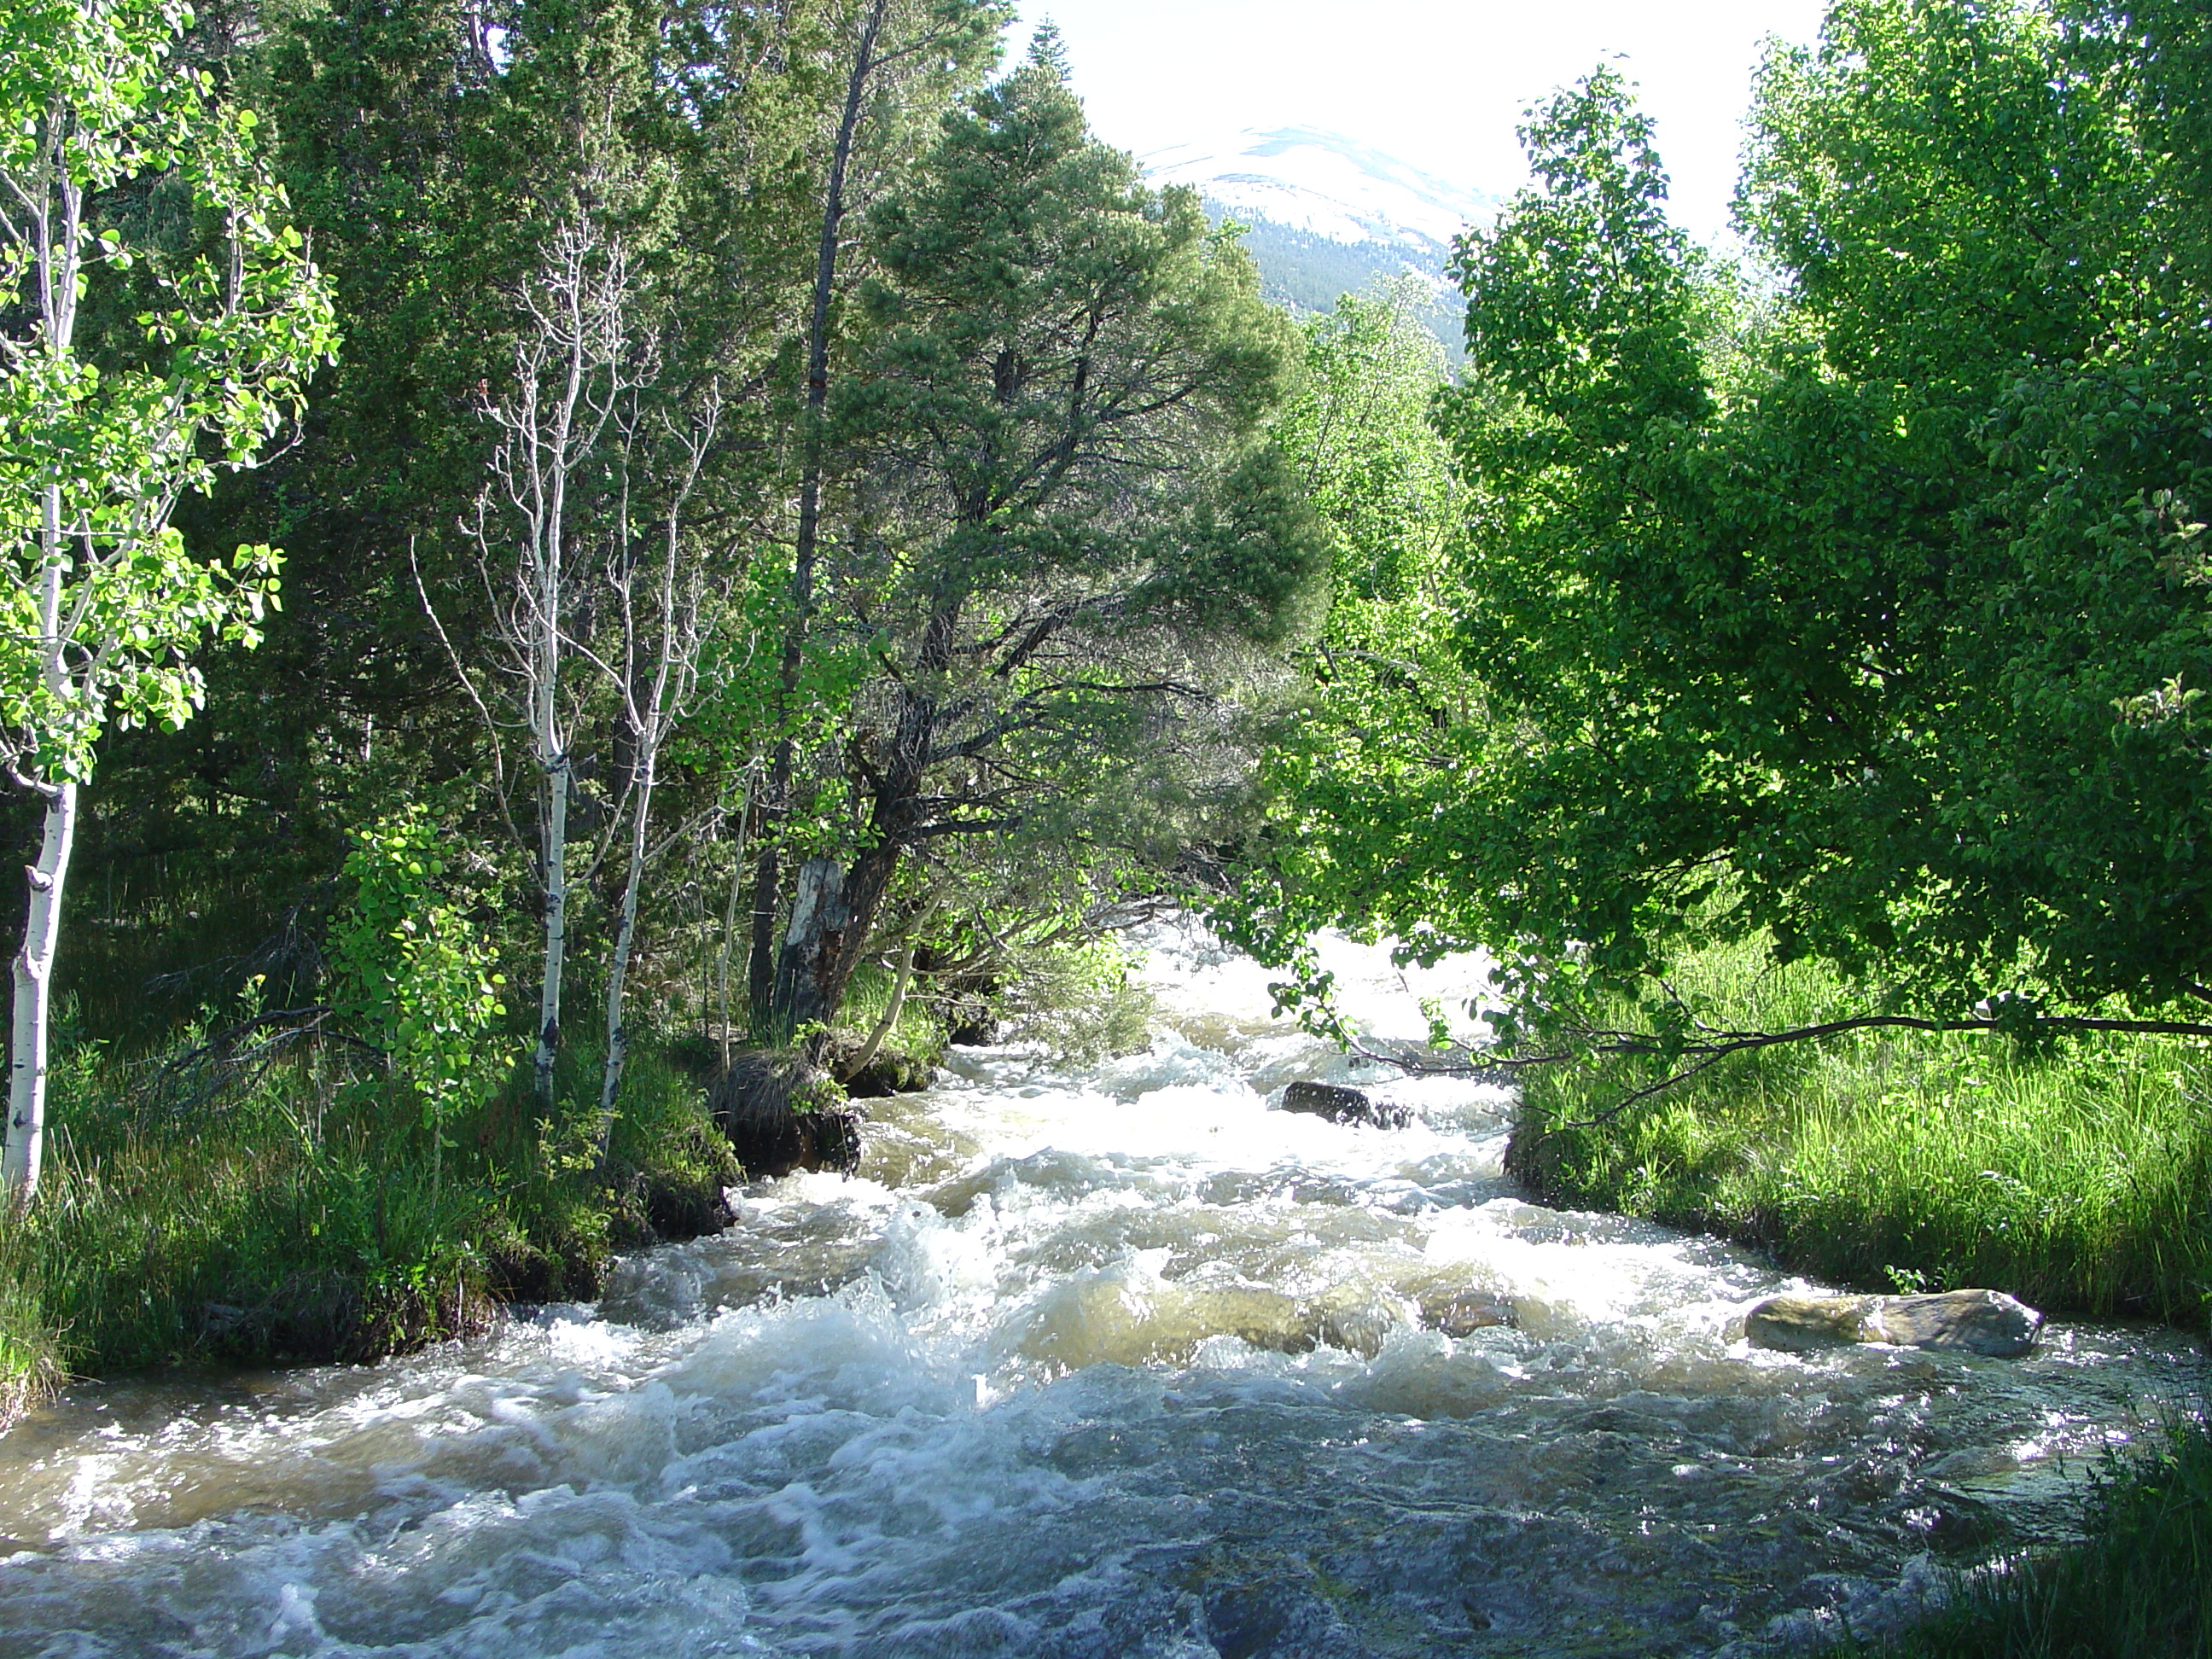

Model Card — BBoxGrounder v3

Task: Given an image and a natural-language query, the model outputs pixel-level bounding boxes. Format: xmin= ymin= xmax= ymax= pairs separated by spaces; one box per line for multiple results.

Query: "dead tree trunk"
xmin=596 ymin=391 xmax=717 ymax=1157
xmin=768 ymin=600 xmax=957 ymax=1037
xmin=748 ymin=0 xmax=891 ymax=1039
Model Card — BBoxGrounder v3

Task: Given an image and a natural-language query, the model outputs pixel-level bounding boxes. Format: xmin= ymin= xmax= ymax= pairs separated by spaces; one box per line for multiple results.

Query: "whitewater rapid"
xmin=0 ymin=922 xmax=2201 ymax=1657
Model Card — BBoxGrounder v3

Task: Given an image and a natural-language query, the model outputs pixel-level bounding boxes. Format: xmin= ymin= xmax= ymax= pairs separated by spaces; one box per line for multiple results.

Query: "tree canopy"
xmin=1228 ymin=0 xmax=2212 ymax=1056
xmin=759 ymin=35 xmax=1322 ymax=1033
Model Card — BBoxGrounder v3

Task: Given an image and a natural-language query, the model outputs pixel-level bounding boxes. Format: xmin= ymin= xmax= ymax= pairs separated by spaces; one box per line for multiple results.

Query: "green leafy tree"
xmin=1231 ymin=1 xmax=2212 ymax=1081
xmin=742 ymin=0 xmax=1009 ymax=1032
xmin=329 ymin=810 xmax=507 ymax=1190
xmin=1267 ymin=277 xmax=1466 ymax=883
xmin=0 ymin=0 xmax=335 ymax=1199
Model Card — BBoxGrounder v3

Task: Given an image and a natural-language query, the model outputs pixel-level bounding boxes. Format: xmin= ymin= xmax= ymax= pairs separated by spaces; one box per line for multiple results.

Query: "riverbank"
xmin=1505 ymin=943 xmax=2212 ymax=1328
xmin=0 ymin=951 xmax=984 ymax=1429
xmin=0 ymin=1028 xmax=739 ymax=1428
xmin=1505 ymin=936 xmax=2212 ymax=1655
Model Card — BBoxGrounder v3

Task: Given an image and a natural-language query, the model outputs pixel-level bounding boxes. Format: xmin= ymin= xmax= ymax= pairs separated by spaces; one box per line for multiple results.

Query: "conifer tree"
xmin=761 ymin=34 xmax=1322 ymax=1039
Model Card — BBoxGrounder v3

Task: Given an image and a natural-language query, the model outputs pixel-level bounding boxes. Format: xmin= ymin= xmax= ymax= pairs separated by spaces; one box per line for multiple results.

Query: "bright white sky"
xmin=1010 ymin=0 xmax=1831 ymax=247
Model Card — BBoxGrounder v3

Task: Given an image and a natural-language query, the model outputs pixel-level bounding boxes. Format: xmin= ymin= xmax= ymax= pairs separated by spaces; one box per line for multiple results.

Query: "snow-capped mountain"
xmin=1140 ymin=127 xmax=1497 ymax=265
xmin=1138 ymin=127 xmax=1497 ymax=358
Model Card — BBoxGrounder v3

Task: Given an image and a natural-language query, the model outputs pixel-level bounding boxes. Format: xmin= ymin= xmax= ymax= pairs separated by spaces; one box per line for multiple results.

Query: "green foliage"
xmin=1514 ymin=937 xmax=2212 ymax=1327
xmin=329 ymin=808 xmax=509 ymax=1142
xmin=837 ymin=37 xmax=1320 ymax=632
xmin=1259 ymin=277 xmax=1465 ymax=887
xmin=995 ymin=936 xmax=1157 ymax=1067
xmin=0 ymin=0 xmax=335 ymax=782
xmin=59 ymin=0 xmax=877 ymax=1033
xmin=1231 ymin=0 xmax=2212 ymax=1045
xmin=748 ymin=33 xmax=1325 ymax=1033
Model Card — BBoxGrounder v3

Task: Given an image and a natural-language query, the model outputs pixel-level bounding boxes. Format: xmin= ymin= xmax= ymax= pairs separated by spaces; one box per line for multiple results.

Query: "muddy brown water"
xmin=0 ymin=923 xmax=2202 ymax=1656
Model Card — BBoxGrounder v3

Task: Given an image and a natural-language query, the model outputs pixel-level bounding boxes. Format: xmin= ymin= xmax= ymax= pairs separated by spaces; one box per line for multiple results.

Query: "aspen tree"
xmin=0 ymin=0 xmax=334 ymax=1200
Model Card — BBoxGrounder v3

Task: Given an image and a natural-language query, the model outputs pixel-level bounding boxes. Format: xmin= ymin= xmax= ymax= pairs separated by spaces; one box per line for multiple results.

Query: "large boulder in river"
xmin=1738 ymin=1289 xmax=2042 ymax=1357
xmin=707 ymin=1049 xmax=865 ymax=1179
xmin=1279 ymin=1080 xmax=1412 ymax=1129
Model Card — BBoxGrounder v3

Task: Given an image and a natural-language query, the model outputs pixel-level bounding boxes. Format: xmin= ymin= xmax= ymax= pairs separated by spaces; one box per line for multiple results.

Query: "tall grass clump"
xmin=0 ymin=1022 xmax=493 ymax=1382
xmin=0 ymin=1278 xmax=61 ymax=1425
xmin=1509 ymin=938 xmax=2212 ymax=1325
xmin=0 ymin=1004 xmax=735 ymax=1421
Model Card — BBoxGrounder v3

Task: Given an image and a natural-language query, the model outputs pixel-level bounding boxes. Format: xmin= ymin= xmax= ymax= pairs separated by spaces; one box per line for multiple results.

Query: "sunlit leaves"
xmin=1231 ymin=0 xmax=2212 ymax=1047
xmin=0 ymin=0 xmax=338 ymax=785
xmin=330 ymin=809 xmax=509 ymax=1133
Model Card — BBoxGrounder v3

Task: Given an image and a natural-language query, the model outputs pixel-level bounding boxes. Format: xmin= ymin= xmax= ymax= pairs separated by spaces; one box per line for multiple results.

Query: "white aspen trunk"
xmin=528 ymin=386 xmax=569 ymax=1112
xmin=514 ymin=227 xmax=606 ymax=1113
xmin=534 ymin=752 xmax=569 ymax=1108
xmin=5 ymin=779 xmax=75 ymax=1201
xmin=6 ymin=137 xmax=83 ymax=1203
xmin=595 ymin=757 xmax=652 ymax=1158
xmin=595 ymin=422 xmax=706 ymax=1150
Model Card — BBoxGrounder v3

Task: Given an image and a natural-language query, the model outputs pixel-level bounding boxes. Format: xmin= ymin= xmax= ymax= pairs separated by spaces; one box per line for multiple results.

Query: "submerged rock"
xmin=1420 ymin=1288 xmax=1517 ymax=1336
xmin=1738 ymin=1289 xmax=2043 ymax=1357
xmin=1278 ymin=1080 xmax=1412 ymax=1129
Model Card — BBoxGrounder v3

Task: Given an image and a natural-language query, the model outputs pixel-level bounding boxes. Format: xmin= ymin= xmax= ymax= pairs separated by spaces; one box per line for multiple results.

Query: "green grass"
xmin=1510 ymin=939 xmax=2212 ymax=1326
xmin=0 ymin=1013 xmax=736 ymax=1416
xmin=1508 ymin=936 xmax=2212 ymax=1654
xmin=840 ymin=958 xmax=948 ymax=1054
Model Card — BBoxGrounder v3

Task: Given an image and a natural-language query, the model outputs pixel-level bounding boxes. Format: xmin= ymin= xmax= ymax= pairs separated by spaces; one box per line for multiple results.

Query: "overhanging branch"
xmin=1341 ymin=1010 xmax=2212 ymax=1128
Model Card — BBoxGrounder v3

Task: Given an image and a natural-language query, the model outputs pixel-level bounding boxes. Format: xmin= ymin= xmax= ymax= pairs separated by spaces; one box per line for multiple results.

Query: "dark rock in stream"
xmin=1738 ymin=1289 xmax=2044 ymax=1357
xmin=1419 ymin=1288 xmax=1517 ymax=1336
xmin=708 ymin=1048 xmax=865 ymax=1179
xmin=826 ymin=1033 xmax=940 ymax=1099
xmin=1279 ymin=1080 xmax=1412 ymax=1129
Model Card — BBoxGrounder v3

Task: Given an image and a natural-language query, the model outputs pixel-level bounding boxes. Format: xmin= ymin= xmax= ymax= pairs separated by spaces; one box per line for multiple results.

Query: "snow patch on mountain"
xmin=1140 ymin=127 xmax=1498 ymax=259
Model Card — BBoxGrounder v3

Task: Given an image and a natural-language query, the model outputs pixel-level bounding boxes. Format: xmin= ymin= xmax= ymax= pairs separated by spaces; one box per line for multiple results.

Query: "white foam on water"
xmin=0 ymin=918 xmax=2201 ymax=1656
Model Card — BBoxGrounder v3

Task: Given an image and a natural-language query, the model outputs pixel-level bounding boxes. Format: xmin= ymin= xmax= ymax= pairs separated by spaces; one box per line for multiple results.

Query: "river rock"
xmin=822 ymin=1030 xmax=941 ymax=1099
xmin=1420 ymin=1289 xmax=1517 ymax=1336
xmin=1738 ymin=1289 xmax=2042 ymax=1357
xmin=1871 ymin=1289 xmax=2044 ymax=1355
xmin=1279 ymin=1080 xmax=1412 ymax=1129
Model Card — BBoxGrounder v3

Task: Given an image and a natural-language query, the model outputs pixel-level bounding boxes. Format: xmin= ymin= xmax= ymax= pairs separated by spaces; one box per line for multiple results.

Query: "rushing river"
xmin=0 ymin=923 xmax=2202 ymax=1658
